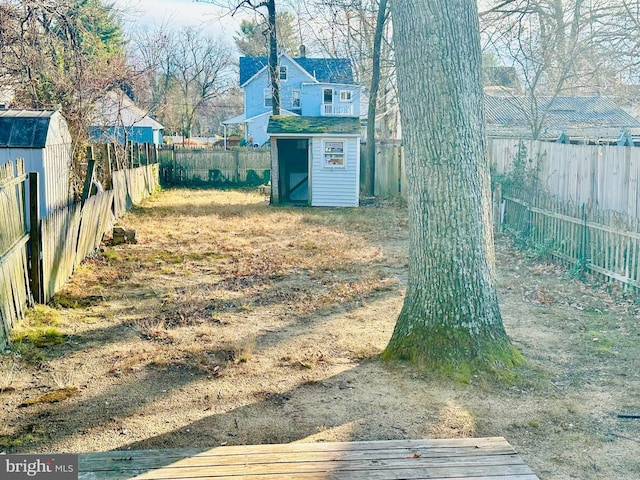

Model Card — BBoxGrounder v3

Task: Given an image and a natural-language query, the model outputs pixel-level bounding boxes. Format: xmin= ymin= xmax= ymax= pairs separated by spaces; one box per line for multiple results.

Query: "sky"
xmin=113 ymin=0 xmax=245 ymax=42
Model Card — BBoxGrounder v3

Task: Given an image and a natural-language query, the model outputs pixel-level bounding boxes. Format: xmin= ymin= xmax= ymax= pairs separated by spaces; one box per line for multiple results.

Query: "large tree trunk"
xmin=383 ymin=0 xmax=521 ymax=375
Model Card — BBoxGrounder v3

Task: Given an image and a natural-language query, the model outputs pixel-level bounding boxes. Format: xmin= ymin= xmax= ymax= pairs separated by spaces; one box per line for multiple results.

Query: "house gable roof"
xmin=240 ymin=55 xmax=355 ymax=86
xmin=485 ymin=96 xmax=640 ymax=133
xmin=267 ymin=116 xmax=360 ymax=135
xmin=92 ymin=90 xmax=164 ymax=130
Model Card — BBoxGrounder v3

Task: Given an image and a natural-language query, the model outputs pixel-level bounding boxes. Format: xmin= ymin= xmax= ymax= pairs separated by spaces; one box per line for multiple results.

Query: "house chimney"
xmin=299 ymin=45 xmax=306 ymax=58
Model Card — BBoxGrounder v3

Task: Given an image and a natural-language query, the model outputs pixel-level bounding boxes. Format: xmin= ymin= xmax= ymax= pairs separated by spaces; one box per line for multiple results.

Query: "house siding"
xmin=247 ymin=114 xmax=271 ymax=146
xmin=301 ymin=84 xmax=361 ymax=117
xmin=90 ymin=126 xmax=159 ymax=145
xmin=244 ymin=56 xmax=313 ymax=119
xmin=310 ymin=136 xmax=360 ymax=207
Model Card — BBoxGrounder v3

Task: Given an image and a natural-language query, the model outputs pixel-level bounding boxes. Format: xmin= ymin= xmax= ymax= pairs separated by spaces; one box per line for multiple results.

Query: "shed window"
xmin=323 ymin=140 xmax=345 ymax=168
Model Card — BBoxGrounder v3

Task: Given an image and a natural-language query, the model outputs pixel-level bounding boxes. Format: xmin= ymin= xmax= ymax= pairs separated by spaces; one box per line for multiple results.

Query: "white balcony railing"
xmin=322 ymin=104 xmax=354 ymax=116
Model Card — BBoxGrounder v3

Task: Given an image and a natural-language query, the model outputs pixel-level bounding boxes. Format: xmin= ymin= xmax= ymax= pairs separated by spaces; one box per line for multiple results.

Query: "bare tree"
xmin=481 ymin=0 xmax=640 ymax=138
xmin=172 ymin=27 xmax=232 ymax=138
xmin=0 ymin=0 xmax=132 ymax=187
xmin=130 ymin=25 xmax=233 ymax=138
xmin=221 ymin=0 xmax=281 ymax=115
xmin=234 ymin=11 xmax=298 ymax=56
xmin=363 ymin=0 xmax=388 ymax=196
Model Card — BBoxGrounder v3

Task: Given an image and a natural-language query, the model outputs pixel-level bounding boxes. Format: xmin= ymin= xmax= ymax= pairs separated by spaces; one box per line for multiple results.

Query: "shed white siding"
xmin=0 ymin=111 xmax=72 ymax=218
xmin=310 ymin=136 xmax=360 ymax=207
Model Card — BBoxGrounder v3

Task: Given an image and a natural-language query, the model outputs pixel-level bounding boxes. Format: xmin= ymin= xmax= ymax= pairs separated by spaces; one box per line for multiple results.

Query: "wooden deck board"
xmin=78 ymin=437 xmax=539 ymax=480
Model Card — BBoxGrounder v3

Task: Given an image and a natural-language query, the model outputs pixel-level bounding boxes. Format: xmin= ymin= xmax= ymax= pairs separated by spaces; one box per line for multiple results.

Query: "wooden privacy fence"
xmin=489 ymin=138 xmax=640 ymax=220
xmin=112 ymin=164 xmax=159 ymax=217
xmin=365 ymin=142 xmax=408 ymax=200
xmin=159 ymin=146 xmax=270 ymax=187
xmin=40 ymin=162 xmax=158 ymax=303
xmin=0 ymin=160 xmax=32 ymax=351
xmin=0 ymin=147 xmax=160 ymax=347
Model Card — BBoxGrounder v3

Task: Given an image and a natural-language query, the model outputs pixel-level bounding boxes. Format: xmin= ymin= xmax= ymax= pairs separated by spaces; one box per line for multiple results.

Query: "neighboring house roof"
xmin=92 ymin=90 xmax=163 ymax=130
xmin=240 ymin=55 xmax=354 ymax=86
xmin=484 ymin=96 xmax=640 ymax=139
xmin=0 ymin=86 xmax=15 ymax=108
xmin=0 ymin=110 xmax=66 ymax=148
xmin=267 ymin=116 xmax=361 ymax=135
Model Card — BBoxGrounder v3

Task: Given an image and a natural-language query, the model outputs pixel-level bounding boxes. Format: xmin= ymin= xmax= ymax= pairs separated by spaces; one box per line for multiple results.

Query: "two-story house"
xmin=223 ymin=50 xmax=362 ymax=147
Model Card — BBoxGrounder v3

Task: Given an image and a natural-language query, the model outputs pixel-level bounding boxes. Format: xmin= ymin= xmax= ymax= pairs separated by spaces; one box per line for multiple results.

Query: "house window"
xmin=292 ymin=89 xmax=300 ymax=108
xmin=264 ymin=88 xmax=272 ymax=107
xmin=323 ymin=140 xmax=345 ymax=168
xmin=323 ymin=88 xmax=333 ymax=104
xmin=279 ymin=66 xmax=288 ymax=81
xmin=340 ymin=91 xmax=352 ymax=102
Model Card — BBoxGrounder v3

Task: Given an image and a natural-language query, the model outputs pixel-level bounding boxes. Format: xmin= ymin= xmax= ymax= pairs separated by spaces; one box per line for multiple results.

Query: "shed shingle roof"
xmin=240 ymin=56 xmax=354 ymax=86
xmin=267 ymin=116 xmax=361 ymax=135
xmin=0 ymin=110 xmax=56 ymax=148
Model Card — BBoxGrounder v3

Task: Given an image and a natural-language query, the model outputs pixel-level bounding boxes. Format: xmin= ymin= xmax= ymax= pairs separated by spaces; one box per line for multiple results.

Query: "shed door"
xmin=277 ymin=139 xmax=309 ymax=203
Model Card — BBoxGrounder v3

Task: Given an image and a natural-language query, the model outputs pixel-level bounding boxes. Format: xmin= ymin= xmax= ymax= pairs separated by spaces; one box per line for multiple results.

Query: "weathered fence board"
xmin=503 ymin=189 xmax=640 ymax=290
xmin=489 ymin=139 xmax=640 ymax=221
xmin=41 ymin=203 xmax=82 ymax=302
xmin=370 ymin=143 xmax=407 ymax=200
xmin=112 ymin=164 xmax=158 ymax=217
xmin=0 ymin=160 xmax=31 ymax=350
xmin=41 ymin=164 xmax=157 ymax=303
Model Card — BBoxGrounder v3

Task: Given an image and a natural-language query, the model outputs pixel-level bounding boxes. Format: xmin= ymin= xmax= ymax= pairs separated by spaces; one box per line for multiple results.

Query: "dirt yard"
xmin=1 ymin=188 xmax=639 ymax=479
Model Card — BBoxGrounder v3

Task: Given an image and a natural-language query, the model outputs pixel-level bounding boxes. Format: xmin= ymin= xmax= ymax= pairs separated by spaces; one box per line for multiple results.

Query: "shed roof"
xmin=0 ymin=110 xmax=60 ymax=148
xmin=240 ymin=56 xmax=354 ymax=86
xmin=484 ymin=96 xmax=640 ymax=134
xmin=92 ymin=90 xmax=164 ymax=130
xmin=267 ymin=116 xmax=361 ymax=135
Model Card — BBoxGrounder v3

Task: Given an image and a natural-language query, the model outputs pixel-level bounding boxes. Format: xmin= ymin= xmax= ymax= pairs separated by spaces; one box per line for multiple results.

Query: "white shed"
xmin=267 ymin=116 xmax=361 ymax=207
xmin=0 ymin=110 xmax=73 ymax=217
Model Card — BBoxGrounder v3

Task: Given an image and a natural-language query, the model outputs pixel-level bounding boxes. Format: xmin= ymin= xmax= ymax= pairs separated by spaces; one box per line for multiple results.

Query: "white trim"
xmin=292 ymin=89 xmax=301 ymax=108
xmin=282 ymin=53 xmax=319 ymax=83
xmin=246 ymin=109 xmax=299 ymax=123
xmin=221 ymin=113 xmax=247 ymax=125
xmin=322 ymin=139 xmax=346 ymax=169
xmin=264 ymin=88 xmax=272 ymax=108
xmin=301 ymin=82 xmax=358 ymax=88
xmin=269 ymin=133 xmax=361 ymax=138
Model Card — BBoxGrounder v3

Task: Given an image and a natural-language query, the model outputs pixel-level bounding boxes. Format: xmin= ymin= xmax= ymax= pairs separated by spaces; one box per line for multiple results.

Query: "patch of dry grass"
xmin=2 ymin=189 xmax=639 ymax=480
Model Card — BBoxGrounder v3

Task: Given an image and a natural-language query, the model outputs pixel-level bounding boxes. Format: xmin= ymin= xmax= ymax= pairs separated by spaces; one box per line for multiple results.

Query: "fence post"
xmin=102 ymin=143 xmax=112 ymax=190
xmin=581 ymin=203 xmax=589 ymax=266
xmin=81 ymin=146 xmax=97 ymax=205
xmin=28 ymin=172 xmax=43 ymax=304
xmin=235 ymin=149 xmax=240 ymax=183
xmin=493 ymin=183 xmax=502 ymax=233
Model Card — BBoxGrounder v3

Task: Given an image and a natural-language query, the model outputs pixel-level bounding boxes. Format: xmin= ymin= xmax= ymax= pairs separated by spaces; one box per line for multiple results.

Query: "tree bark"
xmin=363 ymin=0 xmax=388 ymax=197
xmin=266 ymin=0 xmax=281 ymax=116
xmin=383 ymin=0 xmax=521 ymax=376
